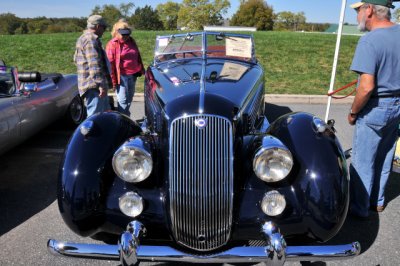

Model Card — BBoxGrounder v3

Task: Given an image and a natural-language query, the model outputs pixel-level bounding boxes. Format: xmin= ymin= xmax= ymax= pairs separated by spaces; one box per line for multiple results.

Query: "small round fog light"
xmin=119 ymin=192 xmax=144 ymax=217
xmin=261 ymin=190 xmax=286 ymax=216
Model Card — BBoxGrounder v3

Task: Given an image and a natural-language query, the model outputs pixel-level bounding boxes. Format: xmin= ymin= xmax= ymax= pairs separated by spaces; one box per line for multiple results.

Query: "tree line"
xmin=4 ymin=0 xmax=381 ymax=35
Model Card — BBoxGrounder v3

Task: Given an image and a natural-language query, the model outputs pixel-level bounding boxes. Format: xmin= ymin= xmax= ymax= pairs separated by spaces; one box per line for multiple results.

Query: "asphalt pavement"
xmin=0 ymin=97 xmax=399 ymax=266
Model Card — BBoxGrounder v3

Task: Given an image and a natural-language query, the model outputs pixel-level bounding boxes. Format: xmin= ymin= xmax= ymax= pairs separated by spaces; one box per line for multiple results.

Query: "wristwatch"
xmin=349 ymin=109 xmax=358 ymax=116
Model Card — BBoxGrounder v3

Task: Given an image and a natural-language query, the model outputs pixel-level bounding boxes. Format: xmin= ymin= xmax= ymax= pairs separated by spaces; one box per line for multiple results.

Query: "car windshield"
xmin=154 ymin=32 xmax=255 ymax=64
xmin=0 ymin=66 xmax=15 ymax=97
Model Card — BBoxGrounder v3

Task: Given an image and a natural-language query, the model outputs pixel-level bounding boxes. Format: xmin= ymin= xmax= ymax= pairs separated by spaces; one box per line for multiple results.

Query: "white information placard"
xmin=158 ymin=38 xmax=169 ymax=48
xmin=219 ymin=62 xmax=248 ymax=81
xmin=225 ymin=37 xmax=252 ymax=58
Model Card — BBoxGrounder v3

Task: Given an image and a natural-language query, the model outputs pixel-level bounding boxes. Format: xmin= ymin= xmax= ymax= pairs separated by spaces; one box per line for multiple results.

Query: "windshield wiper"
xmin=177 ymin=33 xmax=193 ymax=51
xmin=160 ymin=35 xmax=175 ymax=54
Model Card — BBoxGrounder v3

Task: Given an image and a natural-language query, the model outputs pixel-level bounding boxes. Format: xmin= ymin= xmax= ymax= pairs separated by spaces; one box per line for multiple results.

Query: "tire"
xmin=66 ymin=95 xmax=86 ymax=126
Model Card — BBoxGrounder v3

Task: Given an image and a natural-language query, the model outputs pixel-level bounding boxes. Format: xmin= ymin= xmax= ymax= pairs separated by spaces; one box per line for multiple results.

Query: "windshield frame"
xmin=153 ymin=31 xmax=256 ymax=65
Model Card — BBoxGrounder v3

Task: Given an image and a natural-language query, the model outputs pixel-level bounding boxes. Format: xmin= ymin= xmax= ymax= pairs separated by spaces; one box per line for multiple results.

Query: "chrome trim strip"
xmin=48 ymin=221 xmax=360 ymax=264
xmin=285 ymin=243 xmax=361 ymax=261
xmin=47 ymin=239 xmax=120 ymax=259
xmin=198 ymin=33 xmax=207 ymax=114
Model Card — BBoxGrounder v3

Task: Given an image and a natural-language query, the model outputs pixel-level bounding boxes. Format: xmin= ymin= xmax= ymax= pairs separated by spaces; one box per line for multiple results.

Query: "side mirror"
xmin=184 ymin=34 xmax=194 ymax=41
xmin=216 ymin=34 xmax=225 ymax=41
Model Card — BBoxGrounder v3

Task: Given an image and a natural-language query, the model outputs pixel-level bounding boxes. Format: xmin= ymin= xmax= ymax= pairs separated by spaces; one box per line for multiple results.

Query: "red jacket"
xmin=106 ymin=37 xmax=145 ymax=87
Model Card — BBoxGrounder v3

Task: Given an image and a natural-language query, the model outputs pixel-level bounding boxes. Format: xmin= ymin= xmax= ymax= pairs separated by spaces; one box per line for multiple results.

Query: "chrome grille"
xmin=169 ymin=115 xmax=233 ymax=251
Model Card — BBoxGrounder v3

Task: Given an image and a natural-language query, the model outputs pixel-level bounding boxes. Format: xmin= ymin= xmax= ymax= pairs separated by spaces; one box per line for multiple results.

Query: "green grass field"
xmin=0 ymin=31 xmax=360 ymax=95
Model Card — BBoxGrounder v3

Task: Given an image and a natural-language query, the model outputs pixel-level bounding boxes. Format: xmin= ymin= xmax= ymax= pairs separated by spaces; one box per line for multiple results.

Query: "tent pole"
xmin=325 ymin=0 xmax=348 ymax=122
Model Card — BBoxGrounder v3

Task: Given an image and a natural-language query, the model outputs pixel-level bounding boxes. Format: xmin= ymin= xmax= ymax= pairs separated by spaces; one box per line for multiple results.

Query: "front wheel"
xmin=66 ymin=95 xmax=86 ymax=126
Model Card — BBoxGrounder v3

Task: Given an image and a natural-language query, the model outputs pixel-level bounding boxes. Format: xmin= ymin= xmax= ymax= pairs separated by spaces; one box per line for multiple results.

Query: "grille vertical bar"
xmin=169 ymin=115 xmax=233 ymax=251
xmin=248 ymin=88 xmax=263 ymax=130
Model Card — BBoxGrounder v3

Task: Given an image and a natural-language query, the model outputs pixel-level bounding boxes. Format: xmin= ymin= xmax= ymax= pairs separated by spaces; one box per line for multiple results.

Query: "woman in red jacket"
xmin=106 ymin=21 xmax=145 ymax=116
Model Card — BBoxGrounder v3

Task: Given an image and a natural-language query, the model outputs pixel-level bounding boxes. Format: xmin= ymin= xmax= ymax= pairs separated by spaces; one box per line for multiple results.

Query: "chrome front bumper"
xmin=48 ymin=221 xmax=360 ymax=265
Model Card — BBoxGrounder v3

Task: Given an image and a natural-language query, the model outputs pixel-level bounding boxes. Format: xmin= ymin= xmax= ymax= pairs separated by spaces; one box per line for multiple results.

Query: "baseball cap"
xmin=350 ymin=0 xmax=397 ymax=9
xmin=118 ymin=28 xmax=131 ymax=35
xmin=87 ymin=15 xmax=108 ymax=27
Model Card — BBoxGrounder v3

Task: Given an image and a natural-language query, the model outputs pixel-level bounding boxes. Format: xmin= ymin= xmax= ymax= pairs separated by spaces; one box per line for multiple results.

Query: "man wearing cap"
xmin=74 ymin=14 xmax=112 ymax=117
xmin=348 ymin=0 xmax=400 ymax=219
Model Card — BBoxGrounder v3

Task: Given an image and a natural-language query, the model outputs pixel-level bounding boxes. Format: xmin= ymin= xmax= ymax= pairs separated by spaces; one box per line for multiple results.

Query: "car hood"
xmin=149 ymin=58 xmax=263 ymax=121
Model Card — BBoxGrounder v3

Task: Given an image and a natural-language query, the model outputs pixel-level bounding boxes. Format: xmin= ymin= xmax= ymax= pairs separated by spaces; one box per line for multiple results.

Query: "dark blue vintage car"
xmin=48 ymin=32 xmax=360 ymax=265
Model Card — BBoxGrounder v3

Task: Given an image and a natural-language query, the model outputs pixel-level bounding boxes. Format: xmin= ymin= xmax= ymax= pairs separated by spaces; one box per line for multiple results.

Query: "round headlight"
xmin=253 ymin=147 xmax=293 ymax=182
xmin=113 ymin=145 xmax=153 ymax=183
xmin=119 ymin=192 xmax=144 ymax=217
xmin=261 ymin=190 xmax=286 ymax=216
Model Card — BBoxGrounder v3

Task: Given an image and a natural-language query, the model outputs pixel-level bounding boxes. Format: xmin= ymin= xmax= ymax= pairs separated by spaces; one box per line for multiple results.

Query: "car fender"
xmin=265 ymin=112 xmax=349 ymax=241
xmin=57 ymin=111 xmax=142 ymax=237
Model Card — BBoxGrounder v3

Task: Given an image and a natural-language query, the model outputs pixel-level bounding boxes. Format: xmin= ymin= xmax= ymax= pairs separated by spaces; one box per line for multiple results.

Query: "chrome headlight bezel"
xmin=261 ymin=190 xmax=286 ymax=216
xmin=253 ymin=136 xmax=293 ymax=183
xmin=119 ymin=191 xmax=144 ymax=217
xmin=112 ymin=138 xmax=153 ymax=183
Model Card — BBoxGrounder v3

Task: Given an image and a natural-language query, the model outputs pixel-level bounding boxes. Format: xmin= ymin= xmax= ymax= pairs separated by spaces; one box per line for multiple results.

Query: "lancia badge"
xmin=194 ymin=118 xmax=207 ymax=129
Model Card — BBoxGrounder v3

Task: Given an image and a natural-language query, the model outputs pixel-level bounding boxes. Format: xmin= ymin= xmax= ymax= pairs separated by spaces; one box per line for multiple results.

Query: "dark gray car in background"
xmin=0 ymin=63 xmax=85 ymax=155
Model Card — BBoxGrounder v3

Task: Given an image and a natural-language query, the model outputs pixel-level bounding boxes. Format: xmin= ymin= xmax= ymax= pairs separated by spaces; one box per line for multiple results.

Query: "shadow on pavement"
xmin=326 ymin=172 xmax=400 ymax=257
xmin=0 ymin=121 xmax=73 ymax=236
xmin=385 ymin=172 xmax=400 ymax=205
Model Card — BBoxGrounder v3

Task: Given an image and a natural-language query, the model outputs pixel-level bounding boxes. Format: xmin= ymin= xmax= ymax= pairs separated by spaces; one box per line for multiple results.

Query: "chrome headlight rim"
xmin=261 ymin=190 xmax=286 ymax=216
xmin=119 ymin=191 xmax=144 ymax=217
xmin=112 ymin=141 xmax=153 ymax=183
xmin=253 ymin=141 xmax=293 ymax=183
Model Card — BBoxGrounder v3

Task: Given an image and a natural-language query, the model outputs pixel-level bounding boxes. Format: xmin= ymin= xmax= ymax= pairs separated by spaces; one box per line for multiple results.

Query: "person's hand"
xmin=348 ymin=113 xmax=357 ymax=125
xmin=99 ymin=87 xmax=108 ymax=98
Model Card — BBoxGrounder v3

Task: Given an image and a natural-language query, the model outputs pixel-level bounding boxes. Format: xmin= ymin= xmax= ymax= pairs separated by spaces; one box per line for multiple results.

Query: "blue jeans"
xmin=84 ymin=88 xmax=110 ymax=117
xmin=350 ymin=96 xmax=400 ymax=217
xmin=116 ymin=74 xmax=137 ymax=116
